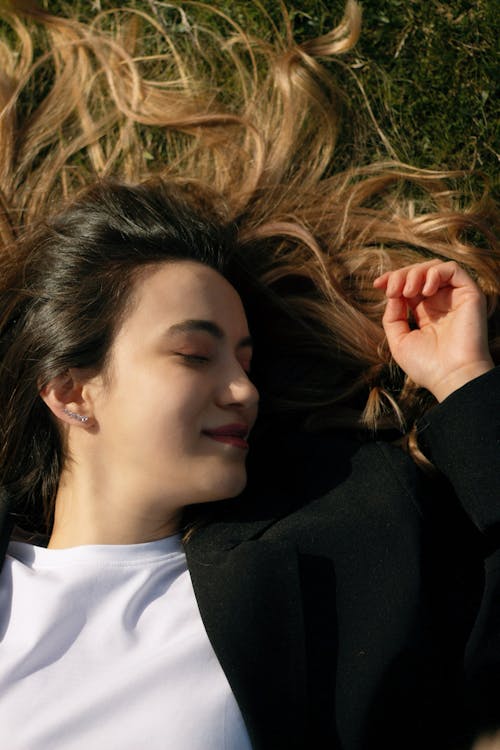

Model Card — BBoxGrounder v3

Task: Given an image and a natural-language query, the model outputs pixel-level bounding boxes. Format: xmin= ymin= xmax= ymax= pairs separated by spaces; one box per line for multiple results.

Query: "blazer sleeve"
xmin=416 ymin=366 xmax=500 ymax=738
xmin=417 ymin=366 xmax=500 ymax=540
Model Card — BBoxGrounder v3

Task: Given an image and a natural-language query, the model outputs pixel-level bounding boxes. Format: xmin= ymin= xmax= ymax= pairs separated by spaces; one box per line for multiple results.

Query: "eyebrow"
xmin=166 ymin=319 xmax=253 ymax=349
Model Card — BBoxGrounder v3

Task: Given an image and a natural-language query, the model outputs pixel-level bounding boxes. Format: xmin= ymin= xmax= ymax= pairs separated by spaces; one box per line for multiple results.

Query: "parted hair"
xmin=0 ymin=0 xmax=499 ymax=532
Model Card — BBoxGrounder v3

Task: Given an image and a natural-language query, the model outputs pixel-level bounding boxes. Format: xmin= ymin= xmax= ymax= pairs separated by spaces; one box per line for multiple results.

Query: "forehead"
xmin=121 ymin=260 xmax=249 ymax=337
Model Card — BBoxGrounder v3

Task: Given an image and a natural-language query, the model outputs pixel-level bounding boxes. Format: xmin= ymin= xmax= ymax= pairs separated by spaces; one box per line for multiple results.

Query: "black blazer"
xmin=1 ymin=369 xmax=500 ymax=749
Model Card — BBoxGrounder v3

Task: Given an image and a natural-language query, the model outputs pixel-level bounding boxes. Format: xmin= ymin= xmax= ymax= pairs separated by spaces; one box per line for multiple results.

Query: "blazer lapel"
xmin=186 ymin=531 xmax=308 ymax=750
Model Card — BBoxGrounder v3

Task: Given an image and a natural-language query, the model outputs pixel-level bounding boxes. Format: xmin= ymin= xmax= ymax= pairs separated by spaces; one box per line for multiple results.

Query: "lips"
xmin=202 ymin=423 xmax=250 ymax=449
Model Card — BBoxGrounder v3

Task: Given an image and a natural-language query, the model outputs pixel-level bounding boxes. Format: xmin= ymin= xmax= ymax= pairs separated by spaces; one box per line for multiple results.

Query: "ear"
xmin=39 ymin=369 xmax=93 ymax=427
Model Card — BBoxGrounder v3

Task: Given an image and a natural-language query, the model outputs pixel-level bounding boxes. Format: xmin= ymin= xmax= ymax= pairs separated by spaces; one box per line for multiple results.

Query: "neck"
xmin=48 ymin=470 xmax=182 ymax=549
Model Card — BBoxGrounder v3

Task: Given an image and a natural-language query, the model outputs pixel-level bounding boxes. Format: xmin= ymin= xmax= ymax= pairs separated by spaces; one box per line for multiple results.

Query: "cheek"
xmin=93 ymin=352 xmax=213 ymax=447
xmin=109 ymin=374 xmax=207 ymax=444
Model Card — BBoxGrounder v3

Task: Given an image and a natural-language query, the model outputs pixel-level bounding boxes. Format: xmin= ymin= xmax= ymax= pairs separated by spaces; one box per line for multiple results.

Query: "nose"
xmin=216 ymin=365 xmax=259 ymax=414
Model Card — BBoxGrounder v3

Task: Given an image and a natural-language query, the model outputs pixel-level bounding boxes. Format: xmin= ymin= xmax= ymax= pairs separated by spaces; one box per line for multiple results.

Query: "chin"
xmin=199 ymin=467 xmax=248 ymax=504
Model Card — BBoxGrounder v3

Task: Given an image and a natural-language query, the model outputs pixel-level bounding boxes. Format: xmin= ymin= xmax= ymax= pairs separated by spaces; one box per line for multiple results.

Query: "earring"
xmin=63 ymin=408 xmax=89 ymax=424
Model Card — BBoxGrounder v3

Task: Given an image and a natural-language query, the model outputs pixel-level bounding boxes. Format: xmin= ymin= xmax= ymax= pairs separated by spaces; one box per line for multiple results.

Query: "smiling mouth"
xmin=202 ymin=424 xmax=249 ymax=450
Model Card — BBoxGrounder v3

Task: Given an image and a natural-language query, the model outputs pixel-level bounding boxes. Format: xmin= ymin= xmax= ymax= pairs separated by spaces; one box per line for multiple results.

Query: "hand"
xmin=373 ymin=260 xmax=494 ymax=402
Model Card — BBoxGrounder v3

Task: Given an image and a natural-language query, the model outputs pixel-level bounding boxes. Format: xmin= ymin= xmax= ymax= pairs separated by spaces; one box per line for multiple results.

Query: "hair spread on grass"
xmin=0 ymin=0 xmax=498 ymax=442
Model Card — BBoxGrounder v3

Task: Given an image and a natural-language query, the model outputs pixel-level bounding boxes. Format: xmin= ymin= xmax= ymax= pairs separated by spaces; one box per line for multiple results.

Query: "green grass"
xmin=29 ymin=0 xmax=499 ymax=189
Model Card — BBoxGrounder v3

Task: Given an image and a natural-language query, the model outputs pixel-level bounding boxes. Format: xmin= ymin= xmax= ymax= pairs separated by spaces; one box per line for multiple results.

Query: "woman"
xmin=0 ymin=178 xmax=498 ymax=750
xmin=0 ymin=1 xmax=499 ymax=749
xmin=0 ymin=179 xmax=259 ymax=748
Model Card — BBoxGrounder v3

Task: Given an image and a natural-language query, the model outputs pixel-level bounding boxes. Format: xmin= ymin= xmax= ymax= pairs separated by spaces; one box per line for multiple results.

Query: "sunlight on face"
xmin=84 ymin=261 xmax=259 ymax=519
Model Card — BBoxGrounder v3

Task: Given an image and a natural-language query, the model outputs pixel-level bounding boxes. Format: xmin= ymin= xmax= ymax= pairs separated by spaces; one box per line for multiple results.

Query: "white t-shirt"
xmin=0 ymin=534 xmax=252 ymax=750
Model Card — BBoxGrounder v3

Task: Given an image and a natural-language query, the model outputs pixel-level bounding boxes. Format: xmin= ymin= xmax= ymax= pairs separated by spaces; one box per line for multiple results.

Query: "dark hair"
xmin=0 ymin=178 xmax=237 ymax=534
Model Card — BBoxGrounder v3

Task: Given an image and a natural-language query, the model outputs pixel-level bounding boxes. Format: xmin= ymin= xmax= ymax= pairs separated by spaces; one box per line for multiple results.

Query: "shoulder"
xmin=250 ymin=421 xmax=421 ymax=504
xmin=244 ymin=425 xmax=427 ymax=538
xmin=241 ymin=422 xmax=481 ymax=565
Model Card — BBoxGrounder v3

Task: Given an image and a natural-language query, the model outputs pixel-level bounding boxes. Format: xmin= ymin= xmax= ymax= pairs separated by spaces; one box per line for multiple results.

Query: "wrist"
xmin=429 ymin=359 xmax=495 ymax=402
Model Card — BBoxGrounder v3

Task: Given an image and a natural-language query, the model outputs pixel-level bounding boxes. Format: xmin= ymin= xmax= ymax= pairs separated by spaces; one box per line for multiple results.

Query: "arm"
xmin=418 ymin=369 xmax=500 ymax=742
xmin=375 ymin=260 xmax=500 ymax=741
xmin=374 ymin=257 xmax=498 ymax=533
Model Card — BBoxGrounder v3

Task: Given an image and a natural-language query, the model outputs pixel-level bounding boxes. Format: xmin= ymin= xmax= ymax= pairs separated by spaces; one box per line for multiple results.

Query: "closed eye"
xmin=177 ymin=353 xmax=211 ymax=364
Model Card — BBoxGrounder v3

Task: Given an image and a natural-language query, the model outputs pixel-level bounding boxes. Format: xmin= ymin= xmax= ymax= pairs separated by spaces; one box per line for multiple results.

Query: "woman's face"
xmin=82 ymin=260 xmax=259 ymax=519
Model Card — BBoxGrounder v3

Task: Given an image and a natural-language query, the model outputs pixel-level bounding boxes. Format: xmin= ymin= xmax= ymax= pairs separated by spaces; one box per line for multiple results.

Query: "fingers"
xmin=373 ymin=259 xmax=440 ymax=298
xmin=380 ymin=297 xmax=411 ymax=342
xmin=373 ymin=260 xmax=479 ymax=299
